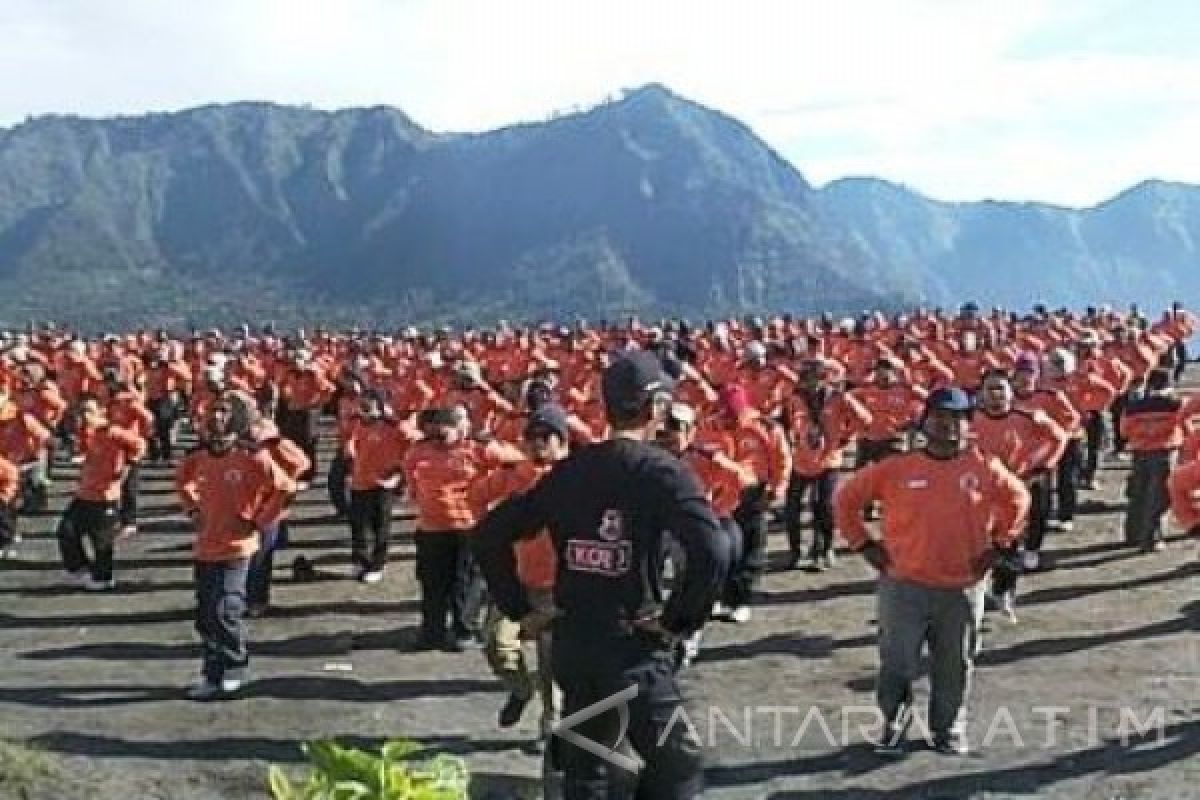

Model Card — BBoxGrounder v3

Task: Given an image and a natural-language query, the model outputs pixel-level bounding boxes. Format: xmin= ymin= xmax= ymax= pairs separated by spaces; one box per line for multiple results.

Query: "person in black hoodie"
xmin=474 ymin=351 xmax=729 ymax=800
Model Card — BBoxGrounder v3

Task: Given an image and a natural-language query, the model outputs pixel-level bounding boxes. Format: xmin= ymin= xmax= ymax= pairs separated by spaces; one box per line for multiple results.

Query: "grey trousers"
xmin=876 ymin=575 xmax=987 ymax=737
xmin=1124 ymin=450 xmax=1175 ymax=547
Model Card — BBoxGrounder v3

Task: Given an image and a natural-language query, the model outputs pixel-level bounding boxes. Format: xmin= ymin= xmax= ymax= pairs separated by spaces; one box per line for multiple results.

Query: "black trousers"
xmin=327 ymin=453 xmax=351 ymax=517
xmin=414 ymin=532 xmax=484 ymax=642
xmin=0 ymin=503 xmax=17 ymax=548
xmin=1024 ymin=471 xmax=1053 ymax=552
xmin=119 ymin=463 xmax=140 ymax=527
xmin=857 ymin=438 xmax=901 ymax=469
xmin=277 ymin=405 xmax=319 ymax=481
xmin=1081 ymin=412 xmax=1106 ymax=484
xmin=149 ymin=394 xmax=181 ymax=462
xmin=349 ymin=488 xmax=394 ymax=570
xmin=552 ymin=626 xmax=703 ymax=799
xmin=1112 ymin=393 xmax=1130 ymax=453
xmin=195 ymin=559 xmax=250 ymax=682
xmin=246 ymin=522 xmax=289 ymax=607
xmin=784 ymin=470 xmax=839 ymax=558
xmin=1173 ymin=342 xmax=1188 ymax=383
xmin=1055 ymin=440 xmax=1082 ymax=523
xmin=57 ymin=498 xmax=119 ymax=580
xmin=726 ymin=483 xmax=768 ymax=608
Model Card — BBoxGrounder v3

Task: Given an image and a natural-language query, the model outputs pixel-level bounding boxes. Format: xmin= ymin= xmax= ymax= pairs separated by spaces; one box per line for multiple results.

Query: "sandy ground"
xmin=2 ymin=377 xmax=1198 ymax=799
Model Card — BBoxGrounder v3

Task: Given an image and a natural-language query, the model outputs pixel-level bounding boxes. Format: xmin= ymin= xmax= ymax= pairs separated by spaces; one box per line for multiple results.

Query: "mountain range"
xmin=0 ymin=84 xmax=1195 ymax=330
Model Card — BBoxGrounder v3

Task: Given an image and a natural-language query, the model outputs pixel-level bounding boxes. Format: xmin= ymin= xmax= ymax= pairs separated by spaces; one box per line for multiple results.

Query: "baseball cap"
xmin=602 ymin=351 xmax=674 ymax=415
xmin=925 ymin=387 xmax=973 ymax=415
xmin=525 ymin=403 xmax=570 ymax=440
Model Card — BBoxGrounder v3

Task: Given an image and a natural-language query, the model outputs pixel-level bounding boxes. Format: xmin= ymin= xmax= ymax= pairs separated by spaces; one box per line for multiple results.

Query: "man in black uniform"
xmin=474 ymin=351 xmax=730 ymax=799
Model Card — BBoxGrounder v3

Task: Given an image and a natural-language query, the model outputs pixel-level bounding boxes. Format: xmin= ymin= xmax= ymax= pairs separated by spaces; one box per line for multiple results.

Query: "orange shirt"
xmin=835 ymin=448 xmax=1030 ymax=589
xmin=1015 ymin=388 xmax=1082 ymax=437
xmin=280 ymin=368 xmax=334 ymax=411
xmin=0 ymin=406 xmax=51 ymax=465
xmin=683 ymin=436 xmax=751 ymax=518
xmin=850 ymin=384 xmax=927 ymax=442
xmin=77 ymin=425 xmax=145 ymax=503
xmin=0 ymin=455 xmax=17 ymax=505
xmin=1168 ymin=459 xmax=1200 ymax=531
xmin=402 ymin=439 xmax=507 ymax=531
xmin=782 ymin=389 xmax=872 ymax=476
xmin=145 ymin=361 xmax=192 ymax=401
xmin=18 ymin=382 xmax=68 ymax=428
xmin=176 ymin=447 xmax=292 ymax=562
xmin=107 ymin=391 xmax=154 ymax=441
xmin=971 ymin=410 xmax=1068 ymax=476
xmin=1120 ymin=394 xmax=1187 ymax=452
xmin=470 ymin=459 xmax=557 ymax=590
xmin=346 ymin=419 xmax=414 ymax=491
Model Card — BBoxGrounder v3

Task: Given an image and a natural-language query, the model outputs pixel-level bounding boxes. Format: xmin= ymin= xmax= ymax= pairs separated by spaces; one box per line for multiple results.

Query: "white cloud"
xmin=1 ymin=0 xmax=1198 ymax=205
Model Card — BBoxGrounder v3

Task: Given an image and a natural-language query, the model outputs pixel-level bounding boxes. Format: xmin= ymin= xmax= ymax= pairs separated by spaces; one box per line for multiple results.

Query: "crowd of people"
xmin=1 ymin=300 xmax=1198 ymax=796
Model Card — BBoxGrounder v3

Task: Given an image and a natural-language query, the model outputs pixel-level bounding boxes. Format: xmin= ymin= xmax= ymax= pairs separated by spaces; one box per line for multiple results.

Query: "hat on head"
xmin=601 ymin=351 xmax=674 ymax=416
xmin=525 ymin=403 xmax=570 ymax=440
xmin=925 ymin=387 xmax=973 ymax=415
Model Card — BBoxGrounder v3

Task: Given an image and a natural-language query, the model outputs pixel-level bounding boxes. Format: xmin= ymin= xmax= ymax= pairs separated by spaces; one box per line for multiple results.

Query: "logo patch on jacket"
xmin=565 ymin=509 xmax=632 ymax=577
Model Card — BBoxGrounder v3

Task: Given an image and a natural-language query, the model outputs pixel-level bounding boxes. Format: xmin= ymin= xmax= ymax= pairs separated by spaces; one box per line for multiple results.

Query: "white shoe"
xmin=361 ymin=569 xmax=384 ymax=584
xmin=186 ymin=677 xmax=244 ymax=700
xmin=728 ymin=606 xmax=752 ymax=624
xmin=711 ymin=602 xmax=730 ymax=620
xmin=998 ymin=591 xmax=1018 ymax=623
xmin=84 ymin=577 xmax=117 ymax=591
xmin=116 ymin=524 xmax=137 ymax=540
xmin=1021 ymin=551 xmax=1041 ymax=571
xmin=0 ymin=547 xmax=15 ymax=560
xmin=1057 ymin=520 xmax=1074 ymax=532
xmin=296 ymin=481 xmax=311 ymax=492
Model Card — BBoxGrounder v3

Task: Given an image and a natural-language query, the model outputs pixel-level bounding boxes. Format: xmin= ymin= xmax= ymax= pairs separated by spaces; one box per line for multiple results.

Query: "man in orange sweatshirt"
xmin=835 ymin=387 xmax=1029 ymax=756
xmin=1120 ymin=368 xmax=1188 ymax=552
xmin=56 ymin=395 xmax=145 ymax=590
xmin=176 ymin=393 xmax=293 ymax=699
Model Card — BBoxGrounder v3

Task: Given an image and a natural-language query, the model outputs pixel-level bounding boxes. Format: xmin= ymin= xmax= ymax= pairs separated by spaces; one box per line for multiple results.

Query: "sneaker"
xmin=360 ymin=569 xmax=384 ymax=584
xmin=1079 ymin=479 xmax=1098 ymax=491
xmin=115 ymin=524 xmax=137 ymax=540
xmin=826 ymin=549 xmax=838 ymax=568
xmin=872 ymin=711 xmax=911 ymax=756
xmin=710 ymin=601 xmax=730 ymax=620
xmin=784 ymin=552 xmax=805 ymax=571
xmin=186 ymin=677 xmax=244 ymax=700
xmin=498 ymin=691 xmax=532 ymax=728
xmin=295 ymin=481 xmax=311 ymax=492
xmin=1140 ymin=540 xmax=1166 ymax=554
xmin=66 ymin=569 xmax=90 ymax=587
xmin=0 ymin=546 xmax=15 ymax=560
xmin=727 ymin=606 xmax=752 ymax=624
xmin=1057 ymin=520 xmax=1074 ymax=532
xmin=446 ymin=634 xmax=482 ymax=653
xmin=1021 ymin=550 xmax=1041 ymax=571
xmin=932 ymin=733 xmax=970 ymax=756
xmin=69 ymin=455 xmax=86 ymax=465
xmin=998 ymin=591 xmax=1018 ymax=624
xmin=83 ymin=577 xmax=117 ymax=592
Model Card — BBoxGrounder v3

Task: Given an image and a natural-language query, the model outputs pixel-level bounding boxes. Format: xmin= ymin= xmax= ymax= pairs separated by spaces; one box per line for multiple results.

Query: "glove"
xmin=860 ymin=541 xmax=890 ymax=572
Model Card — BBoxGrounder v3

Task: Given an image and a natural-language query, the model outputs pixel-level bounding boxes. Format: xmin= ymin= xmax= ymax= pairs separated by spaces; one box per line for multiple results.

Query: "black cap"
xmin=925 ymin=387 xmax=973 ymax=415
xmin=525 ymin=403 xmax=570 ymax=440
xmin=602 ymin=351 xmax=674 ymax=416
xmin=418 ymin=407 xmax=458 ymax=428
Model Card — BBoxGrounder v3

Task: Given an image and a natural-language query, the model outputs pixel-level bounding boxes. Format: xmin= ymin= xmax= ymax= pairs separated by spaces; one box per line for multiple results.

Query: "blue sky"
xmin=4 ymin=0 xmax=1199 ymax=206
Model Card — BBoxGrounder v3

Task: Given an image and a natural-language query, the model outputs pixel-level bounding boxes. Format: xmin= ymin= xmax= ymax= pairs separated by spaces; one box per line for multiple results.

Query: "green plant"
xmin=268 ymin=739 xmax=470 ymax=800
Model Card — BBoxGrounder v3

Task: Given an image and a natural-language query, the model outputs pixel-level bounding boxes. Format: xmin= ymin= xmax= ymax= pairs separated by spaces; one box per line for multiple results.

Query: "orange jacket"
xmin=470 ymin=459 xmax=556 ymax=590
xmin=402 ymin=438 xmax=510 ymax=531
xmin=1120 ymin=393 xmax=1187 ymax=452
xmin=782 ymin=389 xmax=871 ymax=476
xmin=704 ymin=412 xmax=791 ymax=496
xmin=1168 ymin=459 xmax=1200 ymax=531
xmin=18 ymin=382 xmax=68 ymax=429
xmin=0 ymin=406 xmax=51 ymax=465
xmin=176 ymin=447 xmax=292 ymax=562
xmin=850 ymin=384 xmax=927 ymax=442
xmin=77 ymin=425 xmax=145 ymax=503
xmin=684 ymin=434 xmax=756 ymax=518
xmin=1015 ymin=388 xmax=1082 ymax=437
xmin=279 ymin=368 xmax=334 ymax=411
xmin=107 ymin=391 xmax=154 ymax=441
xmin=971 ymin=409 xmax=1068 ymax=477
xmin=1047 ymin=372 xmax=1118 ymax=417
xmin=0 ymin=455 xmax=17 ymax=506
xmin=346 ymin=419 xmax=415 ymax=491
xmin=834 ymin=448 xmax=1030 ymax=589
